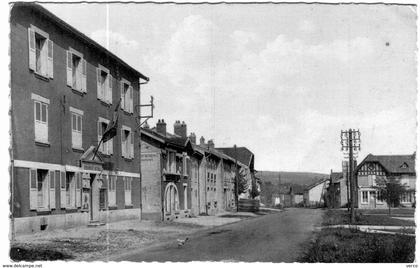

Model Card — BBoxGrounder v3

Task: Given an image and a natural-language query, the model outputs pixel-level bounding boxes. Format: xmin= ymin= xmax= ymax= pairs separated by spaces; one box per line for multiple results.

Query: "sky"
xmin=42 ymin=3 xmax=417 ymax=174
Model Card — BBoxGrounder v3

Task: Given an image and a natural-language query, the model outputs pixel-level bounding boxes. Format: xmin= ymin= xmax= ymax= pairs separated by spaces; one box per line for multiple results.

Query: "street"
xmin=113 ymin=208 xmax=325 ymax=262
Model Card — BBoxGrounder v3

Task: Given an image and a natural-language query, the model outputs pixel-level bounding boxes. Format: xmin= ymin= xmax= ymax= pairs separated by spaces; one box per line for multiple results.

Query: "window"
xmin=29 ymin=169 xmax=51 ymax=210
xmin=120 ymin=79 xmax=133 ymax=113
xmin=97 ymin=117 xmax=113 ymax=155
xmin=361 ymin=191 xmax=369 ymax=204
xmin=400 ymin=192 xmax=412 ymax=203
xmin=167 ymin=152 xmax=176 ymax=173
xmin=28 ymin=26 xmax=53 ymax=78
xmin=37 ymin=170 xmax=49 ymax=208
xmin=66 ymin=49 xmax=86 ymax=92
xmin=97 ymin=65 xmax=112 ymax=103
xmin=376 ymin=191 xmax=384 ymax=204
xmin=70 ymin=107 xmax=83 ymax=150
xmin=121 ymin=126 xmax=134 ymax=159
xmin=124 ymin=177 xmax=132 ymax=205
xmin=368 ymin=175 xmax=377 ymax=186
xmin=108 ymin=175 xmax=116 ymax=207
xmin=183 ymin=185 xmax=188 ymax=210
xmin=32 ymin=94 xmax=49 ymax=143
xmin=66 ymin=172 xmax=76 ymax=208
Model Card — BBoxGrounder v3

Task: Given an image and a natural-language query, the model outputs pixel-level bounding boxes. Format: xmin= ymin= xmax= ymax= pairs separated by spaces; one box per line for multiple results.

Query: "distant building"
xmin=140 ymin=120 xmax=238 ymax=220
xmin=303 ymin=179 xmax=329 ymax=207
xmin=355 ymin=153 xmax=416 ymax=209
xmin=216 ymin=146 xmax=256 ymax=199
xmin=271 ymin=184 xmax=303 ymax=207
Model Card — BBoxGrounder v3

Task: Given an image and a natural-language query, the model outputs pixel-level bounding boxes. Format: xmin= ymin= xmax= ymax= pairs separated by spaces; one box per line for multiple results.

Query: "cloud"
xmin=145 ymin=15 xmax=216 ymax=88
xmin=90 ymin=29 xmax=139 ymax=52
xmin=298 ymin=20 xmax=316 ymax=33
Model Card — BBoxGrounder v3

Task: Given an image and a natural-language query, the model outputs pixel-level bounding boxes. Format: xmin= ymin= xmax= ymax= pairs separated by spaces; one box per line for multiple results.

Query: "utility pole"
xmin=340 ymin=129 xmax=361 ymax=224
xmin=235 ymin=144 xmax=239 ymax=212
xmin=135 ymin=80 xmax=153 ymax=220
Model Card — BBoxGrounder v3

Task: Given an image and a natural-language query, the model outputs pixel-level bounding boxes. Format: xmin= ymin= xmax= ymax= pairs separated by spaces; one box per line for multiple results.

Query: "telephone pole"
xmin=135 ymin=81 xmax=154 ymax=220
xmin=340 ymin=129 xmax=361 ymax=224
xmin=234 ymin=144 xmax=239 ymax=212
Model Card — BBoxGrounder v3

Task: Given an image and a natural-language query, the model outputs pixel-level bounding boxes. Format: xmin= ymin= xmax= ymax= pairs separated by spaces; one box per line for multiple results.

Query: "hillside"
xmin=256 ymin=171 xmax=329 ymax=187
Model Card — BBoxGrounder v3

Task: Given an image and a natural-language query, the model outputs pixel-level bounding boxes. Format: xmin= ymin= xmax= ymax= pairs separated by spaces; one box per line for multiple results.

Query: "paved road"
xmin=114 ymin=208 xmax=324 ymax=262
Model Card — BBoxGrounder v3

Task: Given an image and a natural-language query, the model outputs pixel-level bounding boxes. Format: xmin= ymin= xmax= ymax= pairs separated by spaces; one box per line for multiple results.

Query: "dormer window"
xmin=400 ymin=162 xmax=409 ymax=169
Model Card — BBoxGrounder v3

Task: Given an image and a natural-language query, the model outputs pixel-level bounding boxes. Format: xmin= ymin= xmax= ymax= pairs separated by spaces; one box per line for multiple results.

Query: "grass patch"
xmin=361 ymin=208 xmax=415 ymax=216
xmin=10 ymin=245 xmax=73 ymax=261
xmin=300 ymin=228 xmax=415 ymax=263
xmin=323 ymin=210 xmax=415 ymax=226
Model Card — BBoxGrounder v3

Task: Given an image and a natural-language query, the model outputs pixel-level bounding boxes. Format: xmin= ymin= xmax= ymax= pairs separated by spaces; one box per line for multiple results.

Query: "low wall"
xmin=13 ymin=208 xmax=141 ymax=235
xmin=238 ymin=199 xmax=260 ymax=212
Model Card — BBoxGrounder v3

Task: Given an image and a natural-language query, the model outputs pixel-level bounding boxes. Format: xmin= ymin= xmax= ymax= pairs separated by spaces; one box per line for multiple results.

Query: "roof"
xmin=216 ymin=147 xmax=254 ymax=167
xmin=291 ymin=185 xmax=305 ymax=195
xmin=330 ymin=172 xmax=343 ymax=183
xmin=357 ymin=153 xmax=416 ymax=174
xmin=13 ymin=3 xmax=149 ymax=81
xmin=141 ymin=127 xmax=192 ymax=150
xmin=305 ymin=178 xmax=329 ymax=191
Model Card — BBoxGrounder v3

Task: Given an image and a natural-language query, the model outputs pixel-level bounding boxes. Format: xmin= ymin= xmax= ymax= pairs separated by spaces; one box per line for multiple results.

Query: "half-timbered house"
xmin=355 ymin=153 xmax=416 ymax=209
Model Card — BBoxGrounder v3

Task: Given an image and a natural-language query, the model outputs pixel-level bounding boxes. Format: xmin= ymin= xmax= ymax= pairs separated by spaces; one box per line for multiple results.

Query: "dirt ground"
xmin=10 ymin=210 xmax=277 ymax=261
xmin=11 ymin=219 xmax=204 ymax=261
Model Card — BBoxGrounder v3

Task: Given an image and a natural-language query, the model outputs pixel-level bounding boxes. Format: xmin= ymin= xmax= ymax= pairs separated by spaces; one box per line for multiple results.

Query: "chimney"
xmin=200 ymin=136 xmax=205 ymax=147
xmin=208 ymin=139 xmax=215 ymax=149
xmin=189 ymin=132 xmax=196 ymax=144
xmin=156 ymin=119 xmax=167 ymax=136
xmin=174 ymin=120 xmax=187 ymax=138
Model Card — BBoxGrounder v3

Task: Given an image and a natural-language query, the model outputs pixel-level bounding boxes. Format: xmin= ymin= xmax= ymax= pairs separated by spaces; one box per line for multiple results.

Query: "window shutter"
xmin=129 ymin=86 xmax=133 ymax=113
xmin=109 ymin=137 xmax=113 ymax=155
xmin=28 ymin=28 xmax=36 ymax=71
xmin=60 ymin=172 xmax=66 ymax=209
xmin=98 ymin=120 xmax=102 ymax=153
xmin=66 ymin=51 xmax=72 ymax=87
xmin=29 ymin=169 xmax=37 ymax=210
xmin=120 ymin=81 xmax=125 ymax=110
xmin=121 ymin=128 xmax=125 ymax=158
xmin=76 ymin=173 xmax=81 ymax=208
xmin=130 ymin=131 xmax=134 ymax=159
xmin=49 ymin=170 xmax=56 ymax=209
xmin=82 ymin=59 xmax=87 ymax=92
xmin=108 ymin=74 xmax=113 ymax=104
xmin=47 ymin=39 xmax=54 ymax=78
xmin=97 ymin=68 xmax=102 ymax=99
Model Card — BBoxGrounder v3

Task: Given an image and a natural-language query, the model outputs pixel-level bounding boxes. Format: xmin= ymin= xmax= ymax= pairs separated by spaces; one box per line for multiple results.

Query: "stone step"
xmin=87 ymin=221 xmax=105 ymax=227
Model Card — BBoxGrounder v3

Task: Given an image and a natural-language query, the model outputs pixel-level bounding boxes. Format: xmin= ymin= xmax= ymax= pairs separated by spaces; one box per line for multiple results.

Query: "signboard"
xmin=82 ymin=162 xmax=103 ymax=172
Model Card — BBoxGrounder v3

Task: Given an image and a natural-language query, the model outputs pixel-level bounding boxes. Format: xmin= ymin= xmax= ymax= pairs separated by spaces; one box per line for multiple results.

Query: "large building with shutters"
xmin=10 ymin=3 xmax=148 ymax=234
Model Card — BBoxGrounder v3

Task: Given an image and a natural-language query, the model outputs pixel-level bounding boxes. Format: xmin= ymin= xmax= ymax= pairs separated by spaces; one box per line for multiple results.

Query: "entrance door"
xmin=90 ymin=174 xmax=100 ymax=221
xmin=164 ymin=183 xmax=179 ymax=215
xmin=370 ymin=191 xmax=377 ymax=208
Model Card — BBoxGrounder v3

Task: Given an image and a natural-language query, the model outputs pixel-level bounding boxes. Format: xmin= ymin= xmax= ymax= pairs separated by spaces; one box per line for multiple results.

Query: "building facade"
xmin=303 ymin=179 xmax=329 ymax=207
xmin=355 ymin=153 xmax=416 ymax=209
xmin=141 ymin=121 xmax=239 ymax=220
xmin=10 ymin=3 xmax=148 ymax=234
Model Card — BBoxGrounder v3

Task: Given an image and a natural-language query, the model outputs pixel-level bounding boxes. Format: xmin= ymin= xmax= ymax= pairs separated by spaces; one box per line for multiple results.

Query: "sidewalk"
xmin=318 ymin=224 xmax=415 ymax=236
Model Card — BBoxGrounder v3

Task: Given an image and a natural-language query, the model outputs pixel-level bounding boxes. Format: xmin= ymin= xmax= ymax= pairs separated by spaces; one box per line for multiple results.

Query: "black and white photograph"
xmin=4 ymin=0 xmax=417 ymax=263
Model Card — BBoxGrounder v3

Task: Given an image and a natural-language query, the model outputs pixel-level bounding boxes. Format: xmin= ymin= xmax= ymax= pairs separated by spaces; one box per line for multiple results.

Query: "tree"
xmin=234 ymin=167 xmax=249 ymax=202
xmin=376 ymin=176 xmax=405 ymax=215
xmin=260 ymin=181 xmax=274 ymax=205
xmin=249 ymin=176 xmax=260 ymax=199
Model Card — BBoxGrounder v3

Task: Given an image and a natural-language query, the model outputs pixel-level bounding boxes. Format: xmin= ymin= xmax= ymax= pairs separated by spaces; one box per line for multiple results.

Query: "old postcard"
xmin=6 ymin=0 xmax=417 ymax=264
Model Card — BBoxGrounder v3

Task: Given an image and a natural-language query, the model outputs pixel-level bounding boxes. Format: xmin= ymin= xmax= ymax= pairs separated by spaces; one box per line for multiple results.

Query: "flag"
xmin=102 ymin=99 xmax=121 ymax=143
